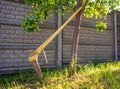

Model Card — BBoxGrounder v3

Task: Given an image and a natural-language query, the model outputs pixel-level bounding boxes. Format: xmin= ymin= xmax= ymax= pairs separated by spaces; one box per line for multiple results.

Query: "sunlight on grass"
xmin=0 ymin=62 xmax=120 ymax=89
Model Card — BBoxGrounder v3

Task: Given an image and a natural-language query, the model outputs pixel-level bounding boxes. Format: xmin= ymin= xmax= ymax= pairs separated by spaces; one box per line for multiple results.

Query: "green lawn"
xmin=0 ymin=62 xmax=120 ymax=89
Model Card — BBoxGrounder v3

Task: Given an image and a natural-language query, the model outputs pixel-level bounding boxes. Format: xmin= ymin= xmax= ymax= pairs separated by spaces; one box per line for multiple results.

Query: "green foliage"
xmin=92 ymin=55 xmax=101 ymax=66
xmin=22 ymin=15 xmax=40 ymax=32
xmin=106 ymin=57 xmax=115 ymax=62
xmin=84 ymin=0 xmax=119 ymax=32
xmin=0 ymin=62 xmax=120 ymax=89
xmin=22 ymin=0 xmax=120 ymax=32
xmin=92 ymin=55 xmax=115 ymax=66
xmin=96 ymin=21 xmax=107 ymax=32
xmin=22 ymin=0 xmax=76 ymax=32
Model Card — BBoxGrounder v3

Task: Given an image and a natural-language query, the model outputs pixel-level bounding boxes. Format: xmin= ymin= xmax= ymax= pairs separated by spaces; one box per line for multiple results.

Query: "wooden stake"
xmin=28 ymin=50 xmax=42 ymax=78
xmin=32 ymin=60 xmax=42 ymax=77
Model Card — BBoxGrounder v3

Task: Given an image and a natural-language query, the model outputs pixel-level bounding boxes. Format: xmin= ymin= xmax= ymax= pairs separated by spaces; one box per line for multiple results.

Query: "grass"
xmin=0 ymin=61 xmax=120 ymax=89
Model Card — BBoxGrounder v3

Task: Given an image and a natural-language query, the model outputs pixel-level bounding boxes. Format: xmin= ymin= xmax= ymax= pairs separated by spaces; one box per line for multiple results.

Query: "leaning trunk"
xmin=71 ymin=0 xmax=89 ymax=75
xmin=71 ymin=13 xmax=82 ymax=75
xmin=71 ymin=0 xmax=83 ymax=75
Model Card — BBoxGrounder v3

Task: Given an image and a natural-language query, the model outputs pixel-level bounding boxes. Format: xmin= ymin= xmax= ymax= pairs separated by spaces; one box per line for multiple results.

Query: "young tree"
xmin=22 ymin=0 xmax=120 ymax=75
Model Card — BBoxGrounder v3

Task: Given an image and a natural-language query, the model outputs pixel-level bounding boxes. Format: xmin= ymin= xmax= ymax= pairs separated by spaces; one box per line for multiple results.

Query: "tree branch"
xmin=81 ymin=0 xmax=89 ymax=12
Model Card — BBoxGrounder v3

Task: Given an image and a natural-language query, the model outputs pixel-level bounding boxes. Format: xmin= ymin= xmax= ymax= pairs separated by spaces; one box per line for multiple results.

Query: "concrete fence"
xmin=0 ymin=0 xmax=116 ymax=74
xmin=117 ymin=11 xmax=120 ymax=60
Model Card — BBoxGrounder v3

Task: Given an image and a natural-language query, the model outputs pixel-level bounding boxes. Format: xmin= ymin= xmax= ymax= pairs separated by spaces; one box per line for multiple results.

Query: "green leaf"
xmin=96 ymin=21 xmax=107 ymax=32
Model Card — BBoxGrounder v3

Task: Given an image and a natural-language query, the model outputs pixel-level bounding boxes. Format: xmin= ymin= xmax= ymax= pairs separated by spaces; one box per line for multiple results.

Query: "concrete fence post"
xmin=113 ymin=11 xmax=118 ymax=61
xmin=56 ymin=12 xmax=62 ymax=68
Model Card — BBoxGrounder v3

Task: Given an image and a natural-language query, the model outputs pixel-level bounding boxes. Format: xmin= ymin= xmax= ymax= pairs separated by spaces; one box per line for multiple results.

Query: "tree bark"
xmin=71 ymin=0 xmax=82 ymax=75
xmin=71 ymin=0 xmax=89 ymax=75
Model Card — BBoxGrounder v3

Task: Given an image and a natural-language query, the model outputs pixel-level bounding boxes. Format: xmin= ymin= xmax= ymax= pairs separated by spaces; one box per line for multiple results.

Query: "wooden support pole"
xmin=29 ymin=6 xmax=84 ymax=62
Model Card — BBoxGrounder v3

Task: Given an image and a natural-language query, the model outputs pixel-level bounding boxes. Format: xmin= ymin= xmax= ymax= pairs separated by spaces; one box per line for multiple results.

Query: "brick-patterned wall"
xmin=0 ymin=0 xmax=28 ymax=20
xmin=62 ymin=12 xmax=114 ymax=65
xmin=0 ymin=0 xmax=57 ymax=74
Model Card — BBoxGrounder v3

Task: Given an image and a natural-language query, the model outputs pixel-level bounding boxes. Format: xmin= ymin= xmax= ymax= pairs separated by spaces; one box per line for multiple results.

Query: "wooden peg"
xmin=28 ymin=50 xmax=42 ymax=78
xmin=43 ymin=50 xmax=48 ymax=64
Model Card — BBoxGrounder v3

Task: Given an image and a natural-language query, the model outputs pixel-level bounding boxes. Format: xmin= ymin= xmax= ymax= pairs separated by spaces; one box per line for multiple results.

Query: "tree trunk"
xmin=71 ymin=0 xmax=89 ymax=75
xmin=71 ymin=0 xmax=83 ymax=75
